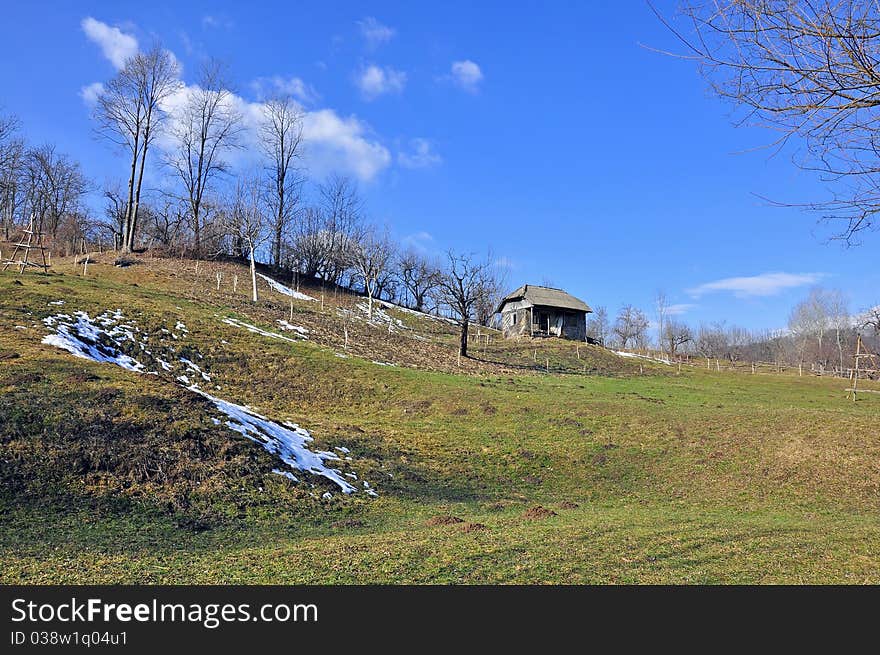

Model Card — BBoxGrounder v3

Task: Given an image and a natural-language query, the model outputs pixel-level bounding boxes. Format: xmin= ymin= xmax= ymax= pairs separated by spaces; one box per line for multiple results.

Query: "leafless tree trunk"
xmin=95 ymin=45 xmax=180 ymax=254
xmin=352 ymin=226 xmax=395 ymax=318
xmin=437 ymin=251 xmax=494 ymax=357
xmin=260 ymin=96 xmax=304 ymax=270
xmin=167 ymin=60 xmax=242 ymax=258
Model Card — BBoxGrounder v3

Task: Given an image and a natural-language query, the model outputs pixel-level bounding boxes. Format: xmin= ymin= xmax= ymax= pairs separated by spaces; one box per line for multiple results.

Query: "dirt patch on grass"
xmin=522 ymin=505 xmax=558 ymax=520
xmin=460 ymin=522 xmax=488 ymax=533
xmin=592 ymin=453 xmax=607 ymax=466
xmin=426 ymin=515 xmax=464 ymax=526
xmin=523 ymin=475 xmax=543 ymax=485
xmin=558 ymin=501 xmax=580 ymax=509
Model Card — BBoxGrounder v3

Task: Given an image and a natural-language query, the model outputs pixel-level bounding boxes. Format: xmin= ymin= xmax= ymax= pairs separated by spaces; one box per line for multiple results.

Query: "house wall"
xmin=500 ymin=302 xmax=586 ymax=341
xmin=500 ymin=302 xmax=532 ymax=338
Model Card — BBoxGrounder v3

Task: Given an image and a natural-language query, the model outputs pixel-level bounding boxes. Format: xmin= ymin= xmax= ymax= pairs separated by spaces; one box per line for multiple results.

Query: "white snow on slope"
xmin=188 ymin=386 xmax=356 ymax=494
xmin=256 ymin=273 xmax=316 ymax=301
xmin=376 ymin=299 xmax=459 ymax=325
xmin=277 ymin=320 xmax=310 ymax=337
xmin=614 ymin=350 xmax=671 ymax=365
xmin=42 ymin=311 xmax=145 ymax=372
xmin=222 ymin=317 xmax=304 ymax=342
xmin=42 ymin=311 xmax=370 ymax=496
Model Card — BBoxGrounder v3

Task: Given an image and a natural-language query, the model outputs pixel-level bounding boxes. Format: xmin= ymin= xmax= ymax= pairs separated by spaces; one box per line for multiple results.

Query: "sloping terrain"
xmin=1 ymin=254 xmax=879 ymax=583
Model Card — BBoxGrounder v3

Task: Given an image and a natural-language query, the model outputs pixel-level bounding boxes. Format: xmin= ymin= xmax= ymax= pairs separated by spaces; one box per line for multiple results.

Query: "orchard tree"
xmin=95 ymin=45 xmax=180 ymax=253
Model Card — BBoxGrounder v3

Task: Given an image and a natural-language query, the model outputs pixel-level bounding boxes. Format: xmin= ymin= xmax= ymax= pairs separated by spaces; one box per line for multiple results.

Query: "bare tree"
xmin=221 ymin=177 xmax=267 ymax=302
xmin=663 ymin=318 xmax=693 ymax=359
xmin=260 ymin=95 xmax=305 ymax=270
xmin=437 ymin=251 xmax=494 ymax=357
xmin=351 ymin=226 xmax=395 ymax=318
xmin=663 ymin=1 xmax=880 ymax=243
xmin=655 ymin=290 xmax=668 ymax=353
xmin=827 ymin=289 xmax=850 ymax=371
xmin=95 ymin=45 xmax=180 ymax=253
xmin=167 ymin=60 xmax=242 ymax=257
xmin=21 ymin=144 xmax=89 ymax=241
xmin=587 ymin=305 xmax=609 ymax=345
xmin=613 ymin=305 xmax=649 ymax=350
xmin=396 ymin=248 xmax=441 ymax=312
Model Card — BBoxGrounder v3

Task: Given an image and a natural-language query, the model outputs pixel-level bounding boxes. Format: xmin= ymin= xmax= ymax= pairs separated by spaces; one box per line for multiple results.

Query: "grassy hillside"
xmin=1 ymin=254 xmax=879 ymax=583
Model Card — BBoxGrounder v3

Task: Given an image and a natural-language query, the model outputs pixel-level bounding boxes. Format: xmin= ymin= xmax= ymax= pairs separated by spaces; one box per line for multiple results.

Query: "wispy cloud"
xmin=666 ymin=303 xmax=695 ymax=315
xmin=81 ymin=17 xmax=138 ymax=69
xmin=398 ymin=138 xmax=442 ymax=169
xmin=355 ymin=64 xmax=406 ymax=100
xmin=250 ymin=76 xmax=320 ymax=105
xmin=688 ymin=272 xmax=827 ymax=298
xmin=357 ymin=17 xmax=395 ymax=48
xmin=401 ymin=231 xmax=434 ymax=251
xmin=448 ymin=60 xmax=483 ymax=93
xmin=79 ymin=82 xmax=104 ymax=107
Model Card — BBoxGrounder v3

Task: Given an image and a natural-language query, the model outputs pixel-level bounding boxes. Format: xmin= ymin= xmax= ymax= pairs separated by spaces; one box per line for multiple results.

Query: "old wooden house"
xmin=496 ymin=284 xmax=592 ymax=340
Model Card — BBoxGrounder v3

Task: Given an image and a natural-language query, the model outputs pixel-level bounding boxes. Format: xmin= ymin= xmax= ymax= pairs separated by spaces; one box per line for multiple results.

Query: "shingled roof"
xmin=496 ymin=285 xmax=592 ymax=314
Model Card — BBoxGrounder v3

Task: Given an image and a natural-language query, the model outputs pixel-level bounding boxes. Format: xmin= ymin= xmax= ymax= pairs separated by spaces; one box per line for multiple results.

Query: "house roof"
xmin=496 ymin=284 xmax=592 ymax=314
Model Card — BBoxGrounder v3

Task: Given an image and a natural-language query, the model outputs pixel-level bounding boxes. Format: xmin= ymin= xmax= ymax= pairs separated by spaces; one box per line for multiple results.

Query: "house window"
xmin=511 ymin=313 xmax=518 ymax=325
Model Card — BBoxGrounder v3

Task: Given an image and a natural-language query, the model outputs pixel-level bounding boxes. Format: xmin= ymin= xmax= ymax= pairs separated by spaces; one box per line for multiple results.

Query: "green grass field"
xmin=1 ymin=256 xmax=878 ymax=583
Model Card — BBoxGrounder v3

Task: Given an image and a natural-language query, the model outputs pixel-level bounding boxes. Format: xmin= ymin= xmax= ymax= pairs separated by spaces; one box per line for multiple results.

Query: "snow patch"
xmin=256 ymin=273 xmax=316 ymax=301
xmin=222 ymin=317 xmax=302 ymax=343
xmin=41 ymin=310 xmax=370 ymax=496
xmin=276 ymin=320 xmax=309 ymax=337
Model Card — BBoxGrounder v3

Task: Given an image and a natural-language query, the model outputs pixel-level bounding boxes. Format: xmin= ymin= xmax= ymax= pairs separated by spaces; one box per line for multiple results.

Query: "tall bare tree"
xmin=437 ymin=251 xmax=494 ymax=357
xmin=95 ymin=45 xmax=180 ymax=253
xmin=352 ymin=226 xmax=395 ymax=318
xmin=260 ymin=95 xmax=304 ymax=269
xmin=663 ymin=1 xmax=880 ymax=243
xmin=167 ymin=60 xmax=242 ymax=257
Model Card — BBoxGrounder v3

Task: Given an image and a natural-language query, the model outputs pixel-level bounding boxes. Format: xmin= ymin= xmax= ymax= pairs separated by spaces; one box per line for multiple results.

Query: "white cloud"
xmin=401 ymin=231 xmax=434 ymax=251
xmin=398 ymin=138 xmax=442 ymax=169
xmin=358 ymin=17 xmax=395 ymax=47
xmin=81 ymin=17 xmax=138 ymax=69
xmin=250 ymin=76 xmax=320 ymax=105
xmin=355 ymin=65 xmax=406 ymax=100
xmin=79 ymin=82 xmax=104 ymax=107
xmin=79 ymin=23 xmax=390 ymax=182
xmin=688 ymin=272 xmax=827 ymax=298
xmin=449 ymin=60 xmax=483 ymax=92
xmin=666 ymin=303 xmax=695 ymax=315
xmin=302 ymin=109 xmax=391 ymax=180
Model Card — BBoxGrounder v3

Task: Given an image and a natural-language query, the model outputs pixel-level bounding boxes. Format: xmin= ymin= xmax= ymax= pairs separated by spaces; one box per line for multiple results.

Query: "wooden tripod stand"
xmin=2 ymin=215 xmax=49 ymax=274
xmin=846 ymin=334 xmax=878 ymax=401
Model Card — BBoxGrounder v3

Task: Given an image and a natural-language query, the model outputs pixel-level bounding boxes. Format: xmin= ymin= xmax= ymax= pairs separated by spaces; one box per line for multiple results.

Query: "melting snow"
xmin=42 ymin=312 xmax=145 ymax=373
xmin=614 ymin=350 xmax=671 ymax=365
xmin=41 ymin=310 xmax=370 ymax=496
xmin=276 ymin=320 xmax=309 ymax=337
xmin=221 ymin=317 xmax=302 ymax=343
xmin=256 ymin=273 xmax=316 ymax=301
xmin=48 ymin=300 xmax=65 ymax=306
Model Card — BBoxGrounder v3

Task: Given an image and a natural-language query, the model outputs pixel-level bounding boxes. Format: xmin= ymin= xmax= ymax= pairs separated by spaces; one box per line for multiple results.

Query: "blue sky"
xmin=1 ymin=1 xmax=877 ymax=330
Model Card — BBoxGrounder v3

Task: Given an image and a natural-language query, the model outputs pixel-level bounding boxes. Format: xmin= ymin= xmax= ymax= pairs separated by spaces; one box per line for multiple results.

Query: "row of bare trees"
xmin=588 ymin=285 xmax=879 ymax=372
xmin=0 ymin=114 xmax=92 ymax=255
